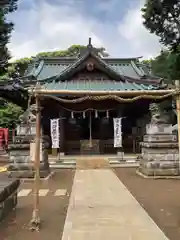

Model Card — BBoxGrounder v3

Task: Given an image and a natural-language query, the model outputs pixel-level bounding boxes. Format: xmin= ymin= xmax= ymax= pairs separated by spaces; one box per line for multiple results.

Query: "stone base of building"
xmin=136 ymin=169 xmax=180 ymax=179
xmin=7 ymin=137 xmax=50 ymax=178
xmin=7 ymin=163 xmax=50 ymax=178
xmin=138 ymin=163 xmax=179 ymax=176
xmin=8 ymin=169 xmax=50 ymax=179
xmin=0 ymin=179 xmax=20 ymax=222
xmin=138 ymin=124 xmax=179 ymax=177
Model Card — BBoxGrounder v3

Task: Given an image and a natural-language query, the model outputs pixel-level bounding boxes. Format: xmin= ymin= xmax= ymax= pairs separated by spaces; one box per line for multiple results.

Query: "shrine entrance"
xmin=41 ymin=98 xmax=150 ymax=156
xmin=64 ymin=110 xmax=115 ymax=155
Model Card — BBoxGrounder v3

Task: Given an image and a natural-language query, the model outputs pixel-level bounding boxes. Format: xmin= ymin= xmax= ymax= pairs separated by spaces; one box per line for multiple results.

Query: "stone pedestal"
xmin=139 ymin=124 xmax=179 ymax=176
xmin=0 ymin=178 xmax=20 ymax=222
xmin=7 ymin=123 xmax=50 ymax=178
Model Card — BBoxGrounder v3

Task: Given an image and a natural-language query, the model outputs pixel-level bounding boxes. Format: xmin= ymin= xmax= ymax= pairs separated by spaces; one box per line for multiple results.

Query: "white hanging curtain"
xmin=113 ymin=118 xmax=122 ymax=148
xmin=50 ymin=118 xmax=60 ymax=148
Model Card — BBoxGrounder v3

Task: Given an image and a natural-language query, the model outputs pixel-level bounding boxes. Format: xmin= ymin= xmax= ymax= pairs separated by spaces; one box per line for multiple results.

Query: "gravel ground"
xmin=114 ymin=167 xmax=180 ymax=240
xmin=0 ymin=169 xmax=75 ymax=240
xmin=3 ymin=165 xmax=180 ymax=240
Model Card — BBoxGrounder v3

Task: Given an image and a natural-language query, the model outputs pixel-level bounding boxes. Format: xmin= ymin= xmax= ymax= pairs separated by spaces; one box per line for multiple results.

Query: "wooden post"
xmin=30 ymin=94 xmax=41 ymax=230
xmin=175 ymin=80 xmax=180 ymax=174
xmin=89 ymin=111 xmax=92 ymax=147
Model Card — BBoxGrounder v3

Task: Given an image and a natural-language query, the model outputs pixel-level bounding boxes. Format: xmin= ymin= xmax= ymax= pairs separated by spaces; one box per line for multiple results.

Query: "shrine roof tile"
xmin=42 ymin=79 xmax=158 ymax=92
xmin=25 ymin=60 xmax=151 ymax=82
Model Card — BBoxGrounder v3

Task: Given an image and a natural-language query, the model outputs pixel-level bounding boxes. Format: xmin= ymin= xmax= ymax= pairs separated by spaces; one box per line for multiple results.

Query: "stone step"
xmin=110 ymin=163 xmax=139 ymax=167
xmin=0 ymin=154 xmax=9 ymax=163
xmin=49 ymin=159 xmax=139 ymax=169
xmin=50 ymin=160 xmax=76 ymax=169
xmin=17 ymin=188 xmax=67 ymax=197
xmin=50 ymin=164 xmax=76 ymax=169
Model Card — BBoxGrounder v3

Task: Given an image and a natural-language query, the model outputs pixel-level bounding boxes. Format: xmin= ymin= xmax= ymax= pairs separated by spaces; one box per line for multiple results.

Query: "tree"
xmin=0 ymin=102 xmax=23 ymax=128
xmin=149 ymin=51 xmax=170 ymax=80
xmin=142 ymin=0 xmax=180 ymax=50
xmin=0 ymin=44 xmax=109 ymax=80
xmin=0 ymin=0 xmax=18 ymax=76
xmin=36 ymin=44 xmax=109 ymax=58
xmin=0 ymin=44 xmax=109 ymax=128
xmin=142 ymin=50 xmax=180 ymax=83
xmin=142 ymin=0 xmax=180 ymax=81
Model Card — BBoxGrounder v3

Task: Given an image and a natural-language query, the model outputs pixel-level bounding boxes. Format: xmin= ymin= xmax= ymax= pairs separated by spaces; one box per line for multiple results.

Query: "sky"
xmin=8 ymin=0 xmax=162 ymax=60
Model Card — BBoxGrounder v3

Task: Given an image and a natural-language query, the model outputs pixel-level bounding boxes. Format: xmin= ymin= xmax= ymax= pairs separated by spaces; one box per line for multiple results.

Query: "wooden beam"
xmin=29 ymin=88 xmax=175 ymax=96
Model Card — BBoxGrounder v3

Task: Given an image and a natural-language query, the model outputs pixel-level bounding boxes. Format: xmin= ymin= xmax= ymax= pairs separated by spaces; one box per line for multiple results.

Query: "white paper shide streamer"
xmin=113 ymin=118 xmax=122 ymax=148
xmin=50 ymin=118 xmax=60 ymax=148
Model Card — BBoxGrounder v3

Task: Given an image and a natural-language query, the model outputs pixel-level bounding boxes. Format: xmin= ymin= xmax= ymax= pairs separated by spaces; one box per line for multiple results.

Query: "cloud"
xmin=8 ymin=2 xmax=103 ymax=60
xmin=118 ymin=1 xmax=162 ymax=59
xmin=8 ymin=0 xmax=162 ymax=61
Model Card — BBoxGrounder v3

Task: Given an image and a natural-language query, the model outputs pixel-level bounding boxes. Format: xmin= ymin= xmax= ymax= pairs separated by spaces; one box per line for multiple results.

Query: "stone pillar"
xmin=138 ymin=102 xmax=179 ymax=177
xmin=8 ymin=104 xmax=50 ymax=178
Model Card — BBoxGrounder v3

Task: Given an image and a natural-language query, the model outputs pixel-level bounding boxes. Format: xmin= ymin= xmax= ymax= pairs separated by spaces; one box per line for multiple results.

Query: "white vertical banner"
xmin=50 ymin=118 xmax=60 ymax=148
xmin=113 ymin=118 xmax=122 ymax=148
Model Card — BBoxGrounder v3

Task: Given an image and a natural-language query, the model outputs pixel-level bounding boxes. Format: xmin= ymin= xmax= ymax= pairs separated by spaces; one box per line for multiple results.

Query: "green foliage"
xmin=14 ymin=57 xmax=32 ymax=76
xmin=166 ymin=50 xmax=180 ymax=80
xmin=0 ymin=0 xmax=18 ymax=76
xmin=0 ymin=102 xmax=23 ymax=128
xmin=36 ymin=44 xmax=109 ymax=58
xmin=142 ymin=0 xmax=180 ymax=50
xmin=0 ymin=44 xmax=108 ymax=127
xmin=151 ymin=51 xmax=170 ymax=79
xmin=142 ymin=0 xmax=180 ymax=81
xmin=142 ymin=49 xmax=180 ymax=82
xmin=1 ymin=44 xmax=108 ymax=80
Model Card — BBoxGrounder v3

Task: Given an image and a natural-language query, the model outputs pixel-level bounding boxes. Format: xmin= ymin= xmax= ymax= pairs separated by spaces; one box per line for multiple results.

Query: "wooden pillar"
xmin=116 ymin=107 xmax=123 ymax=156
xmin=30 ymin=94 xmax=41 ymax=230
xmin=175 ymin=80 xmax=180 ymax=174
xmin=59 ymin=117 xmax=65 ymax=155
xmin=99 ymin=117 xmax=105 ymax=154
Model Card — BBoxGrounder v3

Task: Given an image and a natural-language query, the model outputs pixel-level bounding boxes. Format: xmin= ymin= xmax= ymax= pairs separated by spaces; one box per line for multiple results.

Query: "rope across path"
xmin=40 ymin=90 xmax=179 ymax=103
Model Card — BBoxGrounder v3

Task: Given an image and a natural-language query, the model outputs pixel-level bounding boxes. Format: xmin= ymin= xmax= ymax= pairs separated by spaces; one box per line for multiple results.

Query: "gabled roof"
xmin=52 ymin=45 xmax=127 ymax=82
xmin=24 ymin=56 xmax=156 ymax=82
xmin=23 ymin=39 xmax=161 ymax=85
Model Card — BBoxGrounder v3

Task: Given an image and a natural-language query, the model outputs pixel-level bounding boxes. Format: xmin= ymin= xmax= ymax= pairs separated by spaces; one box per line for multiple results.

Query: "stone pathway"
xmin=17 ymin=188 xmax=67 ymax=197
xmin=62 ymin=169 xmax=168 ymax=240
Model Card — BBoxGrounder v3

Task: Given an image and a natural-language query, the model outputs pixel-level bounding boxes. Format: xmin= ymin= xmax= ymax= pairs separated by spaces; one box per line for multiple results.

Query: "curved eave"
xmin=53 ymin=50 xmax=126 ymax=82
xmin=0 ymin=82 xmax=28 ymax=109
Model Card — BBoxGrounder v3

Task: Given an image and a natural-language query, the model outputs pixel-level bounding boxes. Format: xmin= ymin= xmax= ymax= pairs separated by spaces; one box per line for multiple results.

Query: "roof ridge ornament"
xmin=78 ymin=37 xmax=93 ymax=57
xmin=87 ymin=37 xmax=93 ymax=49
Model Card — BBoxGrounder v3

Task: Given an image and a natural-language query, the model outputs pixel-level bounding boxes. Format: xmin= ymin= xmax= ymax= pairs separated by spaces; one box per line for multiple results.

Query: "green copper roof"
xmin=42 ymin=79 xmax=158 ymax=92
xmin=110 ymin=63 xmax=140 ymax=79
xmin=33 ymin=62 xmax=141 ymax=81
xmin=24 ymin=57 xmax=151 ymax=82
xmin=23 ymin=43 xmax=161 ymax=92
xmin=37 ymin=63 xmax=68 ymax=80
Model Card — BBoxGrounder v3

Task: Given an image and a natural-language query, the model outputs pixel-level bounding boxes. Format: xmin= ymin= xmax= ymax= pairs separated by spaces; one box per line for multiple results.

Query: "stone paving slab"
xmin=17 ymin=188 xmax=67 ymax=197
xmin=62 ymin=169 xmax=168 ymax=240
xmin=76 ymin=158 xmax=110 ymax=169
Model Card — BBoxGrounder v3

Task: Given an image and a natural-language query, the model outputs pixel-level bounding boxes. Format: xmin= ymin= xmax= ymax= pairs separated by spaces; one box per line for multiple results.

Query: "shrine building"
xmin=19 ymin=38 xmax=170 ymax=156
